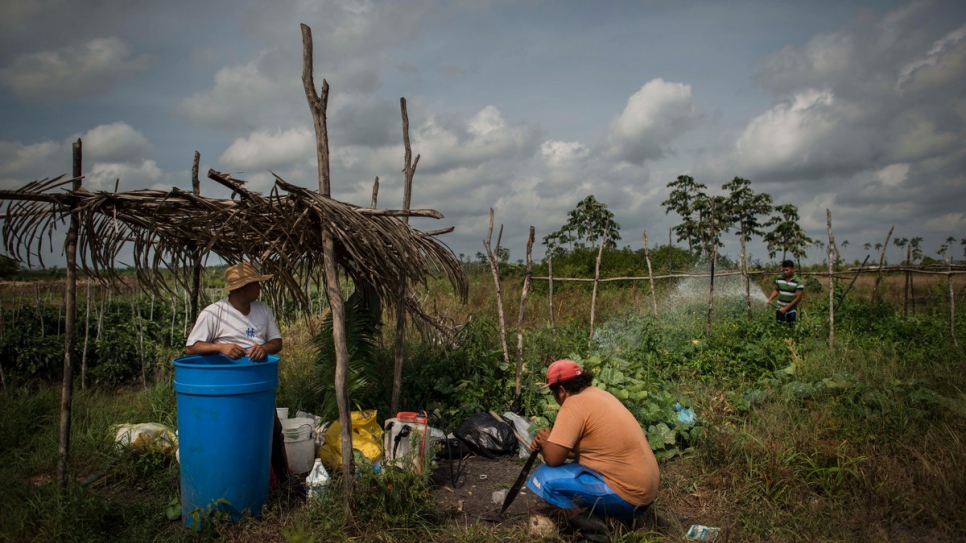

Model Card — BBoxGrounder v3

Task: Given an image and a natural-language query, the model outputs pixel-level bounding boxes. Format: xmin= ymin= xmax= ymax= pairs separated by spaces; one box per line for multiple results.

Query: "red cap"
xmin=541 ymin=359 xmax=583 ymax=389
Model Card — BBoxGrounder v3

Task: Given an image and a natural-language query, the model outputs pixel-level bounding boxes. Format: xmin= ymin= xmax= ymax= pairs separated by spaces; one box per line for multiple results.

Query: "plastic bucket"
xmin=281 ymin=417 xmax=315 ymax=475
xmin=174 ymin=354 xmax=278 ymax=529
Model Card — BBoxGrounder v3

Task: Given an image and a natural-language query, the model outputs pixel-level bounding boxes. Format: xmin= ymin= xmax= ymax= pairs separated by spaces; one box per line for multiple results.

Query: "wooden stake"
xmin=301 ymin=23 xmax=353 ymax=492
xmin=871 ymin=226 xmax=894 ymax=312
xmin=643 ymin=231 xmax=659 ymax=325
xmin=705 ymin=202 xmax=717 ymax=341
xmin=392 ymin=98 xmax=419 ymax=416
xmin=949 ymin=263 xmax=958 ymax=348
xmin=589 ymin=234 xmax=606 ymax=347
xmin=484 ymin=209 xmax=511 ymax=367
xmin=548 ymin=254 xmax=555 ymax=330
xmin=827 ymin=210 xmax=836 ymax=348
xmin=190 ymin=151 xmax=203 ymax=324
xmin=81 ymin=280 xmax=91 ymax=390
xmin=514 ymin=227 xmax=535 ymax=406
xmin=741 ymin=223 xmax=752 ymax=322
xmin=57 ymin=138 xmax=82 ymax=490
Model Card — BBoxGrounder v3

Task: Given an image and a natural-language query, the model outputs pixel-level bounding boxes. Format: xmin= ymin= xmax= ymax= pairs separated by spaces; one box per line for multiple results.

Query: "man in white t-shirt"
xmin=185 ymin=262 xmax=290 ymax=484
xmin=186 ymin=262 xmax=282 ymax=361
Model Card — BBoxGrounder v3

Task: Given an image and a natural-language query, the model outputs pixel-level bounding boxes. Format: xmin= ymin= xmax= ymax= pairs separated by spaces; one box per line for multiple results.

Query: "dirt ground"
xmin=429 ymin=453 xmax=544 ymax=525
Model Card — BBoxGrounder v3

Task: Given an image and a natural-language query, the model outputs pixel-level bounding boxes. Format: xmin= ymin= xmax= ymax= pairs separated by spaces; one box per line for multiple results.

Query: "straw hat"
xmin=224 ymin=262 xmax=272 ymax=291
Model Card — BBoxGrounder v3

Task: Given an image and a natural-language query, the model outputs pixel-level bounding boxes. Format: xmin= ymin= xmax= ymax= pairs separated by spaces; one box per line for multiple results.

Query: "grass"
xmin=1 ymin=267 xmax=965 ymax=542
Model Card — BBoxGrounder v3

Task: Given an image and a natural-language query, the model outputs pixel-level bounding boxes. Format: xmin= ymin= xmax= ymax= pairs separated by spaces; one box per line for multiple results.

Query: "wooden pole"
xmin=392 ymin=98 xmax=418 ymax=417
xmin=0 ymin=284 xmax=6 ymax=393
xmin=871 ymin=226 xmax=894 ymax=311
xmin=949 ymin=262 xmax=959 ymax=348
xmin=643 ymin=231 xmax=659 ymax=325
xmin=741 ymin=223 xmax=752 ymax=322
xmin=548 ymin=254 xmax=555 ymax=330
xmin=80 ymin=280 xmax=91 ymax=390
xmin=827 ymin=210 xmax=836 ymax=348
xmin=190 ymin=151 xmax=203 ymax=324
xmin=484 ymin=210 xmax=511 ymax=367
xmin=705 ymin=202 xmax=717 ymax=341
xmin=370 ymin=176 xmax=379 ymax=208
xmin=57 ymin=138 xmax=82 ymax=490
xmin=903 ymin=245 xmax=910 ymax=317
xmin=588 ymin=234 xmax=606 ymax=347
xmin=301 ymin=23 xmax=353 ymax=491
xmin=513 ymin=227 xmax=535 ymax=409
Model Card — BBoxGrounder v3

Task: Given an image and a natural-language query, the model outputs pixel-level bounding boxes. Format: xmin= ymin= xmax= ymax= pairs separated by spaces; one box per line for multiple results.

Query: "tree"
xmin=661 ymin=175 xmax=707 ymax=254
xmin=763 ymin=203 xmax=813 ymax=264
xmin=909 ymin=237 xmax=924 ymax=263
xmin=496 ymin=246 xmax=510 ymax=265
xmin=894 ymin=237 xmax=908 ymax=264
xmin=722 ymin=177 xmax=773 ymax=245
xmin=0 ymin=254 xmax=21 ymax=278
xmin=546 ymin=195 xmax=621 ymax=252
xmin=937 ymin=236 xmax=956 ymax=262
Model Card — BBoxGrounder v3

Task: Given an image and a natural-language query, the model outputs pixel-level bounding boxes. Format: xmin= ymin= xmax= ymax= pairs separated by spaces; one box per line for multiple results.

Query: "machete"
xmin=502 ymin=448 xmax=539 ymax=515
xmin=488 ymin=410 xmax=540 ymax=516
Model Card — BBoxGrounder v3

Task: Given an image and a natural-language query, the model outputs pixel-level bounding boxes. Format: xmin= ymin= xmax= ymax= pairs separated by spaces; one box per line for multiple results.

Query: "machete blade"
xmin=501 ymin=449 xmax=539 ymax=515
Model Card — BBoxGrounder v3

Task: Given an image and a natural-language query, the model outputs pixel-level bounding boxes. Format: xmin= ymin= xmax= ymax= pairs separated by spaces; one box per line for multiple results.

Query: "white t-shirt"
xmin=186 ymin=298 xmax=281 ymax=349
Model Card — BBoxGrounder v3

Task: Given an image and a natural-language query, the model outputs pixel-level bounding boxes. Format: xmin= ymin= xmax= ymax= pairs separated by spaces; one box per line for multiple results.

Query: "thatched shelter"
xmin=0 ymin=168 xmax=468 ymax=326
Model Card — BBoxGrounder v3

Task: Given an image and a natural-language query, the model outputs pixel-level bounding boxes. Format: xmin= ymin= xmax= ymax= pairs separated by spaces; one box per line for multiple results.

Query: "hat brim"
xmin=224 ymin=274 xmax=273 ymax=291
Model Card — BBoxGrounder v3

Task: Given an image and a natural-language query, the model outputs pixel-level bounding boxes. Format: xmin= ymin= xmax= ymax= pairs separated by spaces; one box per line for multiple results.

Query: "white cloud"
xmin=540 ymin=140 xmax=590 ymax=168
xmin=605 ymin=78 xmax=700 ymax=165
xmin=735 ymin=89 xmax=839 ymax=175
xmin=897 ymin=24 xmax=966 ymax=94
xmin=924 ymin=212 xmax=966 ymax=232
xmin=876 ymin=163 xmax=910 ymax=187
xmin=74 ymin=122 xmax=153 ymax=163
xmin=175 ymin=58 xmax=282 ymax=130
xmin=0 ymin=140 xmax=61 ymax=187
xmin=220 ymin=126 xmax=315 ymax=171
xmin=87 ymin=160 xmax=162 ymax=191
xmin=0 ymin=37 xmax=150 ymax=105
xmin=414 ymin=106 xmax=537 ymax=173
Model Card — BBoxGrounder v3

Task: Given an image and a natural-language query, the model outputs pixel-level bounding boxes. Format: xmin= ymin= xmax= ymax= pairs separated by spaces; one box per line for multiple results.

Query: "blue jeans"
xmin=526 ymin=463 xmax=649 ymax=521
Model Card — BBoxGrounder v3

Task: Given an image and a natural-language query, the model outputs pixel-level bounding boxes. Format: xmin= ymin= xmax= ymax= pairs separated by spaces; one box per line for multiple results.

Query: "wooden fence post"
xmin=301 ymin=23 xmax=353 ymax=491
xmin=827 ymin=210 xmax=836 ymax=348
xmin=588 ymin=235 xmax=606 ymax=347
xmin=871 ymin=226 xmax=894 ymax=311
xmin=548 ymin=254 xmax=555 ymax=330
xmin=513 ymin=227 xmax=535 ymax=409
xmin=643 ymin=231 xmax=659 ymax=325
xmin=57 ymin=138 xmax=82 ymax=490
xmin=391 ymin=98 xmax=418 ymax=416
xmin=484 ymin=210 xmax=511 ymax=367
xmin=190 ymin=151 xmax=203 ymax=324
xmin=948 ymin=262 xmax=959 ymax=348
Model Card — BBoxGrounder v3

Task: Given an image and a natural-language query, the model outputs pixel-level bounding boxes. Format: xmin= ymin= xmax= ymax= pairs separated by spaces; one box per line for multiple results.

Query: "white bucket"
xmin=281 ymin=417 xmax=315 ymax=475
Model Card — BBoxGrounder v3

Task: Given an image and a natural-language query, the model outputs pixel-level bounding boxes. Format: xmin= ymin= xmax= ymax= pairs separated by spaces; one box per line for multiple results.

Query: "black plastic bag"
xmin=453 ymin=412 xmax=517 ymax=458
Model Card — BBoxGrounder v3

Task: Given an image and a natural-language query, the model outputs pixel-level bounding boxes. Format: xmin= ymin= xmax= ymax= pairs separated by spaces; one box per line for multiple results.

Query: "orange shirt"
xmin=547 ymin=386 xmax=660 ymax=506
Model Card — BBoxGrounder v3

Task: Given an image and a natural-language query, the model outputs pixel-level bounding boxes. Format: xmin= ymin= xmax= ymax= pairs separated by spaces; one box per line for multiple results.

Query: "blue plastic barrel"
xmin=174 ymin=353 xmax=279 ymax=529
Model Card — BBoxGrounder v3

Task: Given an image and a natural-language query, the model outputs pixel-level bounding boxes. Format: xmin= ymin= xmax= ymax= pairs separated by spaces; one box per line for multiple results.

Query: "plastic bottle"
xmin=305 ymin=458 xmax=329 ymax=500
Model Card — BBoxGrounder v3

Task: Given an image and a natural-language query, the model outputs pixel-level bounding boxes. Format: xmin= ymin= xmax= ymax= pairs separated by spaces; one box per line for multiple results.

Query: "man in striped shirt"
xmin=766 ymin=260 xmax=804 ymax=324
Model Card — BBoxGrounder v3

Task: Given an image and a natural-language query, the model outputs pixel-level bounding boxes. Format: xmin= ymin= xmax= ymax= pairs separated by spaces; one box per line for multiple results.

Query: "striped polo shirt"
xmin=775 ymin=274 xmax=804 ymax=311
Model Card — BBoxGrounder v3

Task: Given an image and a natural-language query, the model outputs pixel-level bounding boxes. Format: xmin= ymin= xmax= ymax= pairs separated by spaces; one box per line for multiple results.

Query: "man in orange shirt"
xmin=527 ymin=359 xmax=660 ymax=524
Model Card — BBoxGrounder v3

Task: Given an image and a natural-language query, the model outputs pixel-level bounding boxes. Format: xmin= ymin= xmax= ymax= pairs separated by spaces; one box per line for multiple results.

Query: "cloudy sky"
xmin=2 ymin=0 xmax=965 ymax=269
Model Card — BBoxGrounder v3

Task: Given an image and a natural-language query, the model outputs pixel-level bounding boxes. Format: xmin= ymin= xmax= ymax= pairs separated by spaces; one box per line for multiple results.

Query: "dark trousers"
xmin=271 ymin=412 xmax=290 ymax=483
xmin=776 ymin=309 xmax=797 ymax=324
